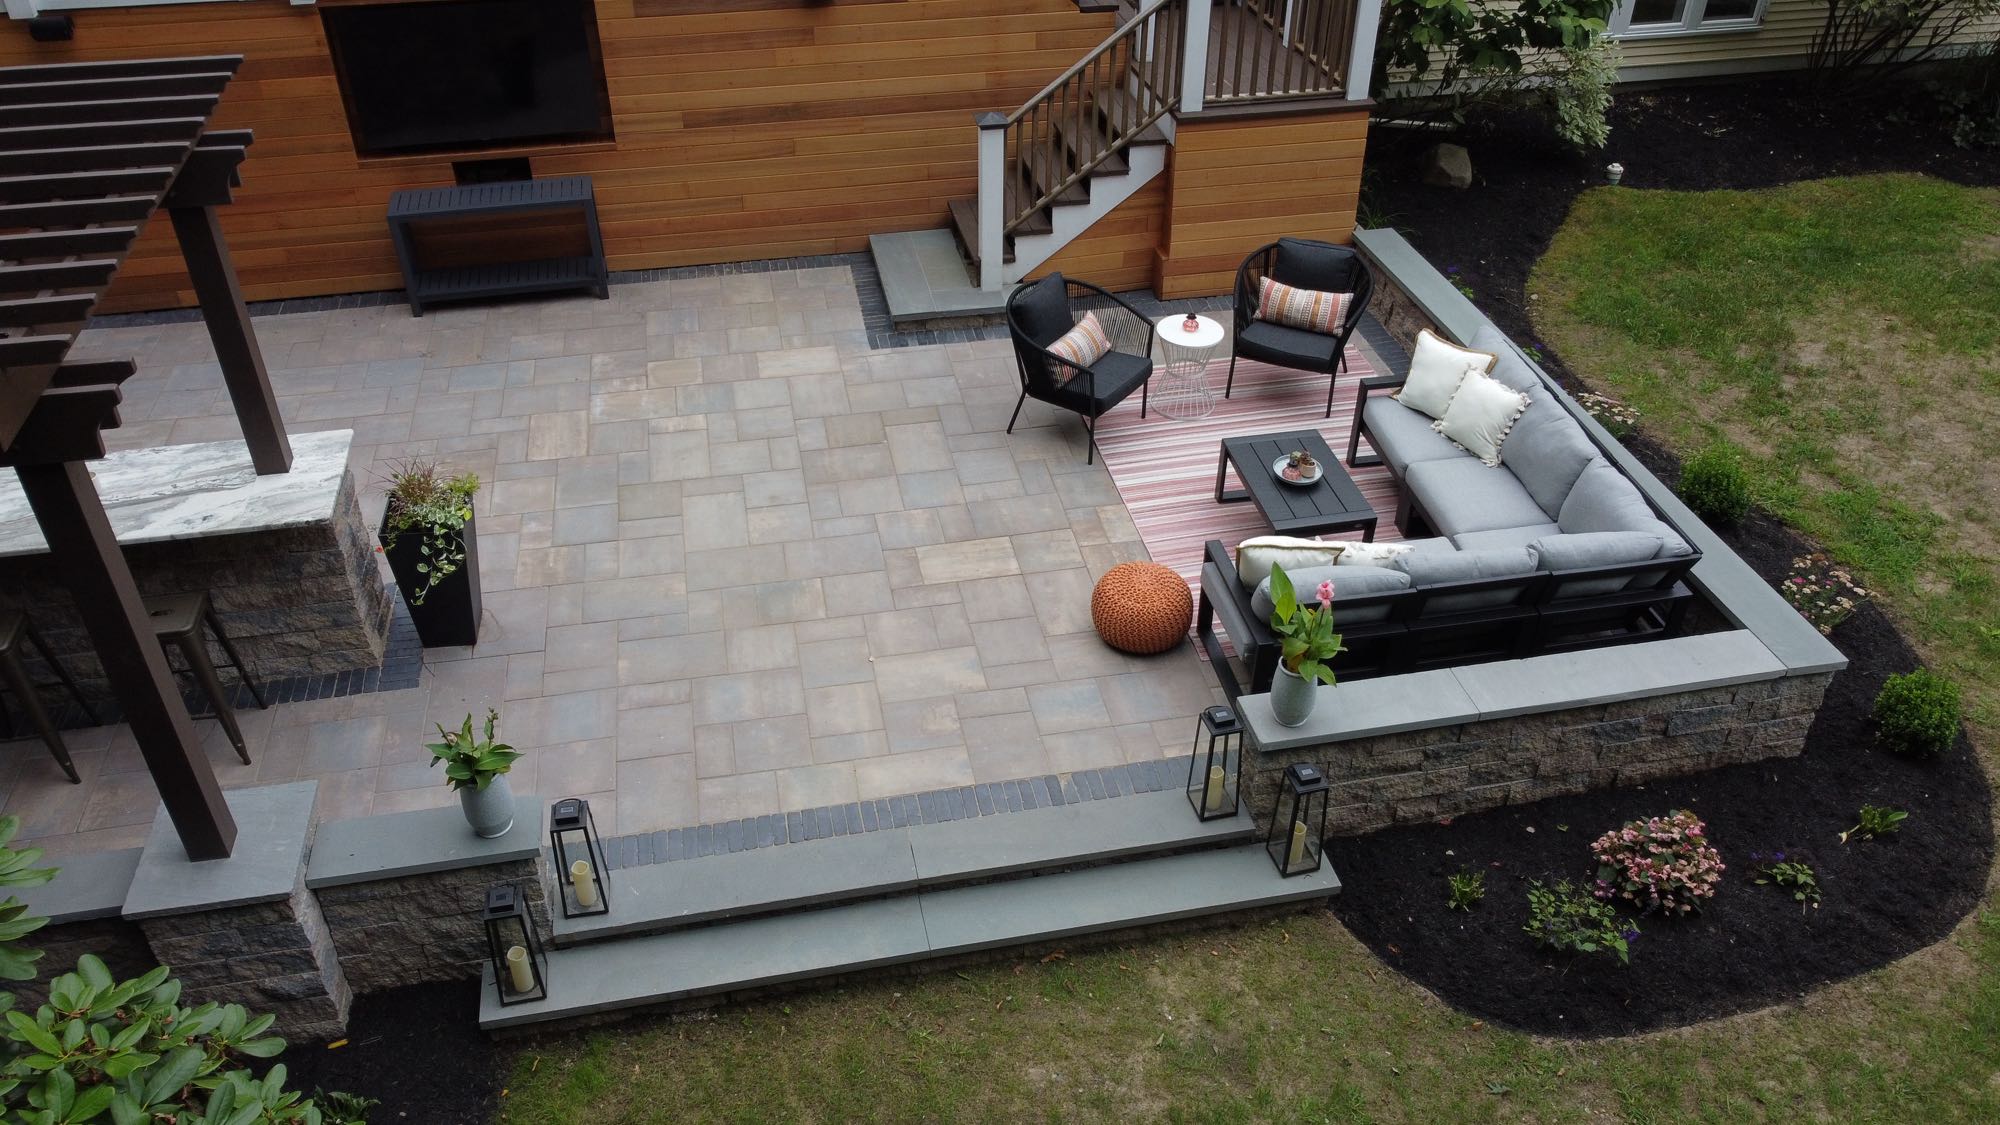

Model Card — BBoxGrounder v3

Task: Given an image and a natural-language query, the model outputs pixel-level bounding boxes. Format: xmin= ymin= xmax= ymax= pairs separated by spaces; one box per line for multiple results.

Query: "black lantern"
xmin=482 ymin=882 xmax=547 ymax=1005
xmin=1267 ymin=762 xmax=1330 ymax=877
xmin=1185 ymin=705 xmax=1243 ymax=821
xmin=550 ymin=797 xmax=610 ymax=918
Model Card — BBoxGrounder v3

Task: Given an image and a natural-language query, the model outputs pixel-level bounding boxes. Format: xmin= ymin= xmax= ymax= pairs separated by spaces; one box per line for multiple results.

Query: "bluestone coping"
xmin=18 ymin=848 xmax=141 ymax=924
xmin=481 ymin=845 xmax=1339 ymax=1029
xmin=910 ymin=787 xmax=1253 ymax=882
xmin=551 ymin=786 xmax=1256 ymax=946
xmin=551 ymin=828 xmax=919 ymax=945
xmin=304 ymin=793 xmax=543 ymax=889
xmin=1243 ymin=630 xmax=1784 ymax=752
xmin=482 ymin=897 xmax=932 ymax=1029
xmin=121 ymin=781 xmax=317 ymax=920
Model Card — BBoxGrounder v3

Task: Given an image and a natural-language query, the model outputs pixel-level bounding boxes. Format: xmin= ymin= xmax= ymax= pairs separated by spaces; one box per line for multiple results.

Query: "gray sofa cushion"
xmin=1627 ymin=515 xmax=1694 ymax=557
xmin=1558 ymin=458 xmax=1655 ymax=534
xmin=1532 ymin=531 xmax=1677 ymax=596
xmin=1503 ymin=390 xmax=1601 ymax=518
xmin=1399 ymin=546 xmax=1541 ymax=612
xmin=1397 ymin=536 xmax=1460 ymax=556
xmin=1451 ymin=523 xmax=1561 ymax=552
xmin=1470 ymin=324 xmax=1541 ymax=395
xmin=1405 ymin=456 xmax=1552 ymax=538
xmin=1362 ymin=396 xmax=1462 ymax=475
xmin=1249 ymin=563 xmax=1411 ymax=624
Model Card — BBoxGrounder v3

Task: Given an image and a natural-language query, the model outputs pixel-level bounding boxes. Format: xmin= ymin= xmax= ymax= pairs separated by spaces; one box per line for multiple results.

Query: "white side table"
xmin=1152 ymin=313 xmax=1225 ymax=420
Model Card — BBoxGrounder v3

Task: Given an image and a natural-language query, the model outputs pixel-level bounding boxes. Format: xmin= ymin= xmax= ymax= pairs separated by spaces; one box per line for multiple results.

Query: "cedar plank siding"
xmin=0 ymin=0 xmax=1119 ymax=312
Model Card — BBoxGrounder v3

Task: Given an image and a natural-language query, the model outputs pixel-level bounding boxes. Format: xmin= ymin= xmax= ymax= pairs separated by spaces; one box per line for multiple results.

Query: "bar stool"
xmin=0 ymin=610 xmax=97 ymax=784
xmin=145 ymin=592 xmax=267 ymax=765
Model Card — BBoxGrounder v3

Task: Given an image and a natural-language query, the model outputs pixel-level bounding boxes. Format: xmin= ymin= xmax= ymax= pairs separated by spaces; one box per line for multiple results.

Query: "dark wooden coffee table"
xmin=1215 ymin=430 xmax=1378 ymax=539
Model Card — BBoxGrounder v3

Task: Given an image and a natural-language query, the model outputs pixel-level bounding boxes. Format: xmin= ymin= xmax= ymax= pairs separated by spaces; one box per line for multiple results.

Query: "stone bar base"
xmin=1243 ymin=672 xmax=1832 ymax=836
xmin=0 ymin=430 xmax=390 ymax=705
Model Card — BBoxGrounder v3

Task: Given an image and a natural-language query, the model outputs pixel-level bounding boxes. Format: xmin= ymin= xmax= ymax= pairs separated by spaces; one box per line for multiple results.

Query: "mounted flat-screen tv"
xmin=322 ymin=0 xmax=614 ymax=157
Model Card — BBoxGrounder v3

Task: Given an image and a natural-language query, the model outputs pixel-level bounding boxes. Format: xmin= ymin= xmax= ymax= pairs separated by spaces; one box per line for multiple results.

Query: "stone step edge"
xmin=550 ymin=788 xmax=1256 ymax=947
xmin=482 ymin=846 xmax=1340 ymax=1030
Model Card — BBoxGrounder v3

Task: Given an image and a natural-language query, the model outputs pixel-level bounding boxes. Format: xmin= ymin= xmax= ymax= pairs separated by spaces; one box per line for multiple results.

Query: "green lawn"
xmin=499 ymin=175 xmax=2000 ymax=1122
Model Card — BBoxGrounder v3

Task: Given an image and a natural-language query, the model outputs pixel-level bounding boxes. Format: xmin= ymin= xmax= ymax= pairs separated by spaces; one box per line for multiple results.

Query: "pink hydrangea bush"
xmin=1591 ymin=809 xmax=1724 ymax=916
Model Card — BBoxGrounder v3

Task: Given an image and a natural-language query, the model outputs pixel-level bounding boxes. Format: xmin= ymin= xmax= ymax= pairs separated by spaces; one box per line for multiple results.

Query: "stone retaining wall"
xmin=317 ymin=857 xmax=550 ymax=994
xmin=1244 ymin=673 xmax=1832 ymax=835
xmin=8 ymin=917 xmax=153 ymax=1012
xmin=1362 ymin=268 xmax=1434 ymax=355
xmin=0 ymin=472 xmax=391 ymax=704
xmin=137 ymin=881 xmax=353 ymax=1041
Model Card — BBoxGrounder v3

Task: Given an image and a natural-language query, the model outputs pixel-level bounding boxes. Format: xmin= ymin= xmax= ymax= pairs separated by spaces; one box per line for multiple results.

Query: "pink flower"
xmin=1316 ymin=580 xmax=1335 ymax=607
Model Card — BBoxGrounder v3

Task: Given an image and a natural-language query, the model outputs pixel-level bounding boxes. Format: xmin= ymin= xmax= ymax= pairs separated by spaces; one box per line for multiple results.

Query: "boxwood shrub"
xmin=1678 ymin=443 xmax=1751 ymax=525
xmin=1873 ymin=668 xmax=1962 ymax=757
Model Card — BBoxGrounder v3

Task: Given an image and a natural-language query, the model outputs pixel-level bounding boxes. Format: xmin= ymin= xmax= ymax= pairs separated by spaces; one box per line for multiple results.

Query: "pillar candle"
xmin=570 ymin=858 xmax=599 ymax=908
xmin=1287 ymin=821 xmax=1309 ymax=870
xmin=1203 ymin=764 xmax=1227 ymax=814
xmin=505 ymin=945 xmax=534 ymax=994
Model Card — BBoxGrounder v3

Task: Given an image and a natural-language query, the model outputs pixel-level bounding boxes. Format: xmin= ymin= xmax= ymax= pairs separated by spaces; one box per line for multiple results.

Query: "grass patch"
xmin=1530 ymin=174 xmax=2000 ymax=736
xmin=499 ymin=912 xmax=2000 ymax=1122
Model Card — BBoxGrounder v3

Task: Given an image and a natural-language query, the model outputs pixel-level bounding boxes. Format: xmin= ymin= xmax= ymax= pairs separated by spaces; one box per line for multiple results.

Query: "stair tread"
xmin=481 ymin=846 xmax=1340 ymax=1029
xmin=553 ymin=789 xmax=1254 ymax=945
xmin=1095 ymin=87 xmax=1172 ymax=145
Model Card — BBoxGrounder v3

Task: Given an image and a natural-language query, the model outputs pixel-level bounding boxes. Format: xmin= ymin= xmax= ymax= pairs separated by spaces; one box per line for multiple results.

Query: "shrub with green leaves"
xmin=1841 ymin=805 xmax=1908 ymax=844
xmin=0 ymin=815 xmax=370 ymax=1123
xmin=1872 ymin=669 xmax=1962 ymax=757
xmin=1445 ymin=870 xmax=1486 ymax=911
xmin=1524 ymin=879 xmax=1635 ymax=964
xmin=1677 ymin=443 xmax=1752 ymax=525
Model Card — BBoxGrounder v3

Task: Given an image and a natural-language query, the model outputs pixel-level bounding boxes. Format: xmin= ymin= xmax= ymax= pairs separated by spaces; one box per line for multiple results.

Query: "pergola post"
xmin=169 ymin=190 xmax=289 ymax=476
xmin=14 ymin=461 xmax=236 ymax=859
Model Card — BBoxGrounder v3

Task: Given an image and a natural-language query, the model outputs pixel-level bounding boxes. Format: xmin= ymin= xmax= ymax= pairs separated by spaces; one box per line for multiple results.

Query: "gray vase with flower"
xmin=427 ymin=708 xmax=522 ymax=839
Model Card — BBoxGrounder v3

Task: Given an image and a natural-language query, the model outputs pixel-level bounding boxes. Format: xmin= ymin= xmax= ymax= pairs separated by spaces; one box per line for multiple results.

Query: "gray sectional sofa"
xmin=1196 ymin=325 xmax=1699 ymax=698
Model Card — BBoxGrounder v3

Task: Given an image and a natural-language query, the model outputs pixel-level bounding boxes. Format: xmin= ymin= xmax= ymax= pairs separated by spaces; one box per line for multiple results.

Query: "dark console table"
xmin=386 ymin=176 xmax=610 ymax=316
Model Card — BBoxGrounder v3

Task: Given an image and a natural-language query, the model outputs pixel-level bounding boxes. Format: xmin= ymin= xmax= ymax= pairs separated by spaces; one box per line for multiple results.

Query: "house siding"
xmin=0 ymin=0 xmax=1119 ymax=312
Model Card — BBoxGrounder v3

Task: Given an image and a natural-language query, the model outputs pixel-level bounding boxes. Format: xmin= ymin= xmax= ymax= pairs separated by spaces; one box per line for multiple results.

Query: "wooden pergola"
xmin=0 ymin=55 xmax=291 ymax=860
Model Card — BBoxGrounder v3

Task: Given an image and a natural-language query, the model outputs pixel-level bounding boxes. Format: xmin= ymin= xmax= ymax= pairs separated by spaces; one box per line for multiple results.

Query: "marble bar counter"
xmin=0 ymin=429 xmax=393 ymax=705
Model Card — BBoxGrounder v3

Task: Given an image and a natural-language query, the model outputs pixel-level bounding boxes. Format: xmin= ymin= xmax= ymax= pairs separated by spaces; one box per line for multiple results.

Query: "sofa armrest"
xmin=1347 ymin=372 xmax=1407 ymax=468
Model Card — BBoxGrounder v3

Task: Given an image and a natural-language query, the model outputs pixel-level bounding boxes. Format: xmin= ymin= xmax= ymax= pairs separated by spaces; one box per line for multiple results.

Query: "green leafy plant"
xmin=1267 ymin=563 xmax=1346 ymax=687
xmin=1677 ymin=443 xmax=1751 ymax=525
xmin=1446 ymin=870 xmax=1487 ymax=911
xmin=1524 ymin=879 xmax=1635 ymax=964
xmin=380 ymin=459 xmax=479 ymax=607
xmin=1749 ymin=851 xmax=1821 ymax=913
xmin=1841 ymin=805 xmax=1908 ymax=844
xmin=313 ymin=1088 xmax=380 ymax=1124
xmin=1548 ymin=41 xmax=1620 ymax=150
xmin=426 ymin=708 xmax=520 ymax=792
xmin=1872 ymin=669 xmax=1962 ymax=757
xmin=1374 ymin=0 xmax=1614 ymax=100
xmin=0 ymin=815 xmax=364 ymax=1123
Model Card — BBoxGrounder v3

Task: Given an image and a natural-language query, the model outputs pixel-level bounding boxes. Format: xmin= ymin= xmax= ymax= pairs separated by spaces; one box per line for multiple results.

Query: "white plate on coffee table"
xmin=1272 ymin=456 xmax=1324 ymax=486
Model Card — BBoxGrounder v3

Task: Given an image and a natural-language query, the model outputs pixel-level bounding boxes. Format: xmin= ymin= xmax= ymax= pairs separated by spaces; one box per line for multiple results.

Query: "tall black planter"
xmin=380 ymin=505 xmax=482 ymax=647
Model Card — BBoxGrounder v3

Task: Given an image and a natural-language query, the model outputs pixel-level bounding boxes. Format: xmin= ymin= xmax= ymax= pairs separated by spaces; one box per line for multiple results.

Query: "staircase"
xmin=479 ymin=783 xmax=1340 ymax=1031
xmin=868 ymin=0 xmax=1368 ymax=324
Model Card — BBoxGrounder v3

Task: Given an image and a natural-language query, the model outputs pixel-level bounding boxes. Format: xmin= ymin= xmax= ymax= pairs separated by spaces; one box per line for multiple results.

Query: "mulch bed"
xmin=1327 ymin=75 xmax=1997 ymax=1038
xmin=277 ymin=980 xmax=503 ymax=1124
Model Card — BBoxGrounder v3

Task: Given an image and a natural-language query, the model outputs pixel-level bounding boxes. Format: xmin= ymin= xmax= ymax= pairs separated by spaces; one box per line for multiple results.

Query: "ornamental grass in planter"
xmin=379 ymin=460 xmax=482 ymax=647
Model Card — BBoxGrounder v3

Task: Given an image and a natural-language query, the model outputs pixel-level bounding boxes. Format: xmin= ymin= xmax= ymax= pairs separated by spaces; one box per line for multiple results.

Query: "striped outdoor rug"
xmin=1093 ymin=350 xmax=1406 ymax=612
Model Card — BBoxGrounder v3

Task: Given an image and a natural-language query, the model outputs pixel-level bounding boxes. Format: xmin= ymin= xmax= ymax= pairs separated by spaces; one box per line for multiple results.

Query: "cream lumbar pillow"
xmin=1434 ymin=370 xmax=1532 ymax=467
xmin=1395 ymin=328 xmax=1497 ymax=420
xmin=1335 ymin=541 xmax=1415 ymax=568
xmin=1235 ymin=535 xmax=1343 ymax=589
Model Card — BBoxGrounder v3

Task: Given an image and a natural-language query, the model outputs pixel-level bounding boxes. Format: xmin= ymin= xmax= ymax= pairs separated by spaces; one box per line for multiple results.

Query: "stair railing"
xmin=1208 ymin=0 xmax=1358 ymax=104
xmin=977 ymin=0 xmax=1187 ymax=288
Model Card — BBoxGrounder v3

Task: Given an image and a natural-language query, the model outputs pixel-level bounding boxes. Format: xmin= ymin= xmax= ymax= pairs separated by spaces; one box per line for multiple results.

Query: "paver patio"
xmin=0 ymin=263 xmax=1395 ymax=858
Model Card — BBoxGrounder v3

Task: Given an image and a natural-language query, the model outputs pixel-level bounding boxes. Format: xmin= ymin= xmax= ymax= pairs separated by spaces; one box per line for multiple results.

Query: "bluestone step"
xmin=482 ymin=845 xmax=1340 ymax=1030
xmin=552 ymin=789 xmax=1253 ymax=946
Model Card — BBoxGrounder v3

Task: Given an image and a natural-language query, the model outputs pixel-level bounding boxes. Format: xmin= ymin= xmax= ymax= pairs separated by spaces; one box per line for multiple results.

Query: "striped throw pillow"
xmin=1045 ymin=310 xmax=1111 ymax=384
xmin=1256 ymin=277 xmax=1351 ymax=336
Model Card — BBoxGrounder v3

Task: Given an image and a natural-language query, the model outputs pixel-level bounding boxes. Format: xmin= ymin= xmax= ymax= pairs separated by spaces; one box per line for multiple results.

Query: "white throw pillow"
xmin=1234 ymin=535 xmax=1343 ymax=589
xmin=1334 ymin=541 xmax=1415 ymax=568
xmin=1394 ymin=329 xmax=1497 ymax=421
xmin=1434 ymin=371 xmax=1532 ymax=467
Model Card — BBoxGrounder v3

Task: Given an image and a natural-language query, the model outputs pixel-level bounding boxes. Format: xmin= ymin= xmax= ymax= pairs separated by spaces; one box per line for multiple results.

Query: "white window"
xmin=1608 ymin=0 xmax=1768 ymax=37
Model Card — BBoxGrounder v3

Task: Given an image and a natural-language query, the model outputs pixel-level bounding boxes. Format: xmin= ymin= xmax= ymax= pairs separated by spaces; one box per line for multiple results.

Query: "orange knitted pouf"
xmin=1091 ymin=561 xmax=1194 ymax=655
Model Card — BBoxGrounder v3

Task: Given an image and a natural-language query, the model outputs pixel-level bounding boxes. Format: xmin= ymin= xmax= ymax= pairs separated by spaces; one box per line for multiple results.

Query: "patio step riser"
xmin=550 ymin=789 xmax=1255 ymax=948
